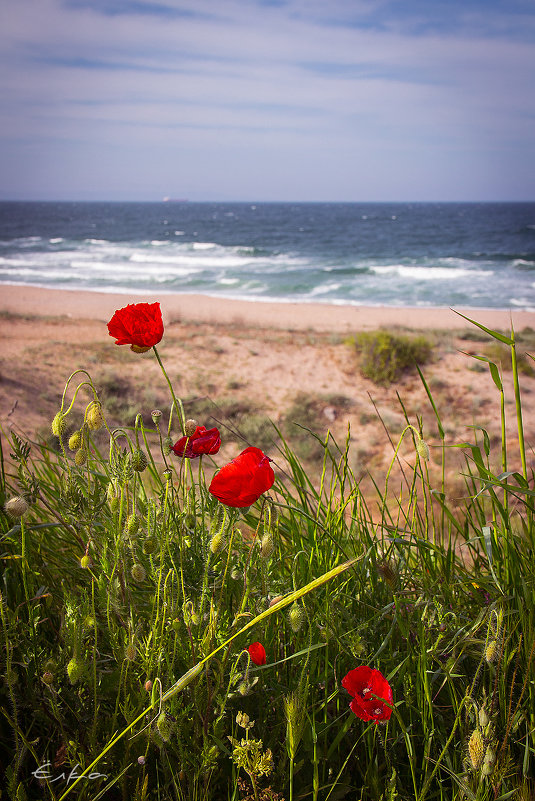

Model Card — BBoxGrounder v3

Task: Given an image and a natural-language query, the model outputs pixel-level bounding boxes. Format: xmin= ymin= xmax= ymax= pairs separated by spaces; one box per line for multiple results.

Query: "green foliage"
xmin=1 ymin=319 xmax=535 ymax=801
xmin=350 ymin=329 xmax=433 ymax=384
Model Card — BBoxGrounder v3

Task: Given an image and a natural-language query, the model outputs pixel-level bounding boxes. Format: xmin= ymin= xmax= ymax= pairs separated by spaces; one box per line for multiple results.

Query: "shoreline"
xmin=1 ymin=284 xmax=534 ymax=332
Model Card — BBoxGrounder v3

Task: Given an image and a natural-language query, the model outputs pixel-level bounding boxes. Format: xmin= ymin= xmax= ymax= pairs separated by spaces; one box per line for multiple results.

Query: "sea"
xmin=1 ymin=201 xmax=535 ymax=310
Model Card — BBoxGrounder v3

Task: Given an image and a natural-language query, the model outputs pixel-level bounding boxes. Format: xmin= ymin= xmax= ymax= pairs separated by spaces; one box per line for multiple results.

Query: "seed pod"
xmin=42 ymin=671 xmax=54 ymax=686
xmin=131 ymin=563 xmax=147 ymax=582
xmin=151 ymin=409 xmax=162 ymax=424
xmin=131 ymin=449 xmax=148 ymax=473
xmin=184 ymin=419 xmax=198 ymax=437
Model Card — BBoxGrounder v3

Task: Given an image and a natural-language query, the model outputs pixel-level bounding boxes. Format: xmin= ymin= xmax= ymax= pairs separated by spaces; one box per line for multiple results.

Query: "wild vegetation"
xmin=1 ymin=305 xmax=534 ymax=801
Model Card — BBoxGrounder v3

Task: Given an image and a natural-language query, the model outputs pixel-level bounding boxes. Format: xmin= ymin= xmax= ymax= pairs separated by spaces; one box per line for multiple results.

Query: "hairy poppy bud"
xmin=125 ymin=644 xmax=137 ymax=661
xmin=260 ymin=535 xmax=274 ymax=559
xmin=288 ymin=603 xmax=305 ymax=633
xmin=144 ymin=679 xmax=153 ymax=692
xmin=468 ymin=729 xmax=485 ymax=771
xmin=143 ymin=536 xmax=157 ymax=555
xmin=156 ymin=712 xmax=174 ymax=742
xmin=67 ymin=657 xmax=84 ymax=685
xmin=131 ymin=449 xmax=148 ymax=472
xmin=75 ymin=447 xmax=88 ymax=467
xmin=80 ymin=554 xmax=91 ymax=569
xmin=68 ymin=431 xmax=83 ymax=451
xmin=184 ymin=419 xmax=198 ymax=437
xmin=42 ymin=671 xmax=54 ymax=685
xmin=131 ymin=563 xmax=147 ymax=582
xmin=163 ymin=436 xmax=173 ymax=455
xmin=5 ymin=496 xmax=29 ymax=519
xmin=52 ymin=411 xmax=67 ymax=437
xmin=210 ymin=532 xmax=225 ymax=554
xmin=416 ymin=437 xmax=430 ymax=461
xmin=86 ymin=402 xmax=104 ymax=431
xmin=125 ymin=514 xmax=141 ymax=536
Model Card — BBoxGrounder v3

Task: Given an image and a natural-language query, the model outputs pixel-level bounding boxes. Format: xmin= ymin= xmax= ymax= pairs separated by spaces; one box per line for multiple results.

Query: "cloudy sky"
xmin=1 ymin=0 xmax=534 ymax=202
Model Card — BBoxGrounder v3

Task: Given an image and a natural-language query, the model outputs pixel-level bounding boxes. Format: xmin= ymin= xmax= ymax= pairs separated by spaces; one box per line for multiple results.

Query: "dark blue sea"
xmin=1 ymin=201 xmax=535 ymax=310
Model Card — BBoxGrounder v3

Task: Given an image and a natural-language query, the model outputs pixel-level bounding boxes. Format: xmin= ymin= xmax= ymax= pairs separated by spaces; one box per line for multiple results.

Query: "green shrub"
xmin=350 ymin=329 xmax=433 ymax=385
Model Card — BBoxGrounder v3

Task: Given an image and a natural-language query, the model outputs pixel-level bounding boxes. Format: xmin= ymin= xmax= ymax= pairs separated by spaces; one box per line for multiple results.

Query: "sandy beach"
xmin=1 ymin=285 xmax=534 ymax=497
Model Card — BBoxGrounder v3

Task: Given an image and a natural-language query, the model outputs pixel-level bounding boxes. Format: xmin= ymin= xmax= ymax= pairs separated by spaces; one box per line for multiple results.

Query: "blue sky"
xmin=1 ymin=0 xmax=534 ymax=201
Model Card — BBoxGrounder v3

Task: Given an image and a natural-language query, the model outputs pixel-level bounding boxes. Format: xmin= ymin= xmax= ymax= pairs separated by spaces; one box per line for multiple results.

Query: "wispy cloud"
xmin=0 ymin=0 xmax=534 ymax=199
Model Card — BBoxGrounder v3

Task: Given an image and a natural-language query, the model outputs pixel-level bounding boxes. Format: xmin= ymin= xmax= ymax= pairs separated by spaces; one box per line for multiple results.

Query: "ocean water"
xmin=1 ymin=201 xmax=535 ymax=310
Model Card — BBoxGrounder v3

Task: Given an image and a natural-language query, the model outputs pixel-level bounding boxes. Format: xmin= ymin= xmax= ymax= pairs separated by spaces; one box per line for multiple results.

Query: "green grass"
xmin=1 ymin=318 xmax=535 ymax=801
xmin=349 ymin=329 xmax=433 ymax=385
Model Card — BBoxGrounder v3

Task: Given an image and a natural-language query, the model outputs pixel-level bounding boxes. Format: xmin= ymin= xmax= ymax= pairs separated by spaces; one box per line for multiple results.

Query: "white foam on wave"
xmin=512 ymin=259 xmax=535 ymax=269
xmin=193 ymin=242 xmax=217 ymax=250
xmin=49 ymin=238 xmax=64 ymax=244
xmin=370 ymin=264 xmax=493 ymax=280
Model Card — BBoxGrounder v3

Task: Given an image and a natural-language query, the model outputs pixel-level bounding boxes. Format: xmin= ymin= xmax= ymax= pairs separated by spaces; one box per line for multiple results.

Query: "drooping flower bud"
xmin=51 ymin=411 xmax=67 ymax=437
xmin=156 ymin=712 xmax=174 ymax=742
xmin=259 ymin=535 xmax=274 ymax=559
xmin=86 ymin=402 xmax=104 ymax=431
xmin=125 ymin=644 xmax=137 ymax=661
xmin=143 ymin=536 xmax=157 ymax=555
xmin=131 ymin=449 xmax=148 ymax=473
xmin=416 ymin=437 xmax=430 ymax=461
xmin=125 ymin=514 xmax=141 ymax=536
xmin=210 ymin=532 xmax=225 ymax=554
xmin=163 ymin=436 xmax=173 ymax=455
xmin=468 ymin=729 xmax=485 ymax=771
xmin=288 ymin=603 xmax=305 ymax=633
xmin=67 ymin=657 xmax=85 ymax=685
xmin=68 ymin=431 xmax=83 ymax=451
xmin=75 ymin=448 xmax=88 ymax=467
xmin=80 ymin=554 xmax=91 ymax=569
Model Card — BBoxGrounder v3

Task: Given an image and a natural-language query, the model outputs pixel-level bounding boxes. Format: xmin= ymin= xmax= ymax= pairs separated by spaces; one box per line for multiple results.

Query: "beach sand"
xmin=1 ymin=285 xmax=534 ymax=500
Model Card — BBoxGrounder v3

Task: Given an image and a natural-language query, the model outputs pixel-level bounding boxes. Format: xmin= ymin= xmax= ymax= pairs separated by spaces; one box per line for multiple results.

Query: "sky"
xmin=1 ymin=0 xmax=534 ymax=202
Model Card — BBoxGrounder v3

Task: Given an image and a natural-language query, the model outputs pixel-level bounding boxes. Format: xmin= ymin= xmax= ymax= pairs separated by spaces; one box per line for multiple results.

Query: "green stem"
xmin=152 ymin=345 xmax=185 ymax=434
xmin=510 ymin=329 xmax=527 ymax=480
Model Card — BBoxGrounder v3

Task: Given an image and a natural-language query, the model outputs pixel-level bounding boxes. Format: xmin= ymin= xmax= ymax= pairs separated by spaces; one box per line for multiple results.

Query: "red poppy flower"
xmin=342 ymin=667 xmax=393 ymax=723
xmin=248 ymin=642 xmax=266 ymax=666
xmin=209 ymin=446 xmax=274 ymax=508
xmin=171 ymin=426 xmax=221 ymax=459
xmin=107 ymin=302 xmax=164 ymax=352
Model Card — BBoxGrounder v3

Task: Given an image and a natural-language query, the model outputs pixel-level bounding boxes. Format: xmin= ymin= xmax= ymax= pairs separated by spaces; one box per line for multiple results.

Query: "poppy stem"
xmin=152 ymin=345 xmax=186 ymax=434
